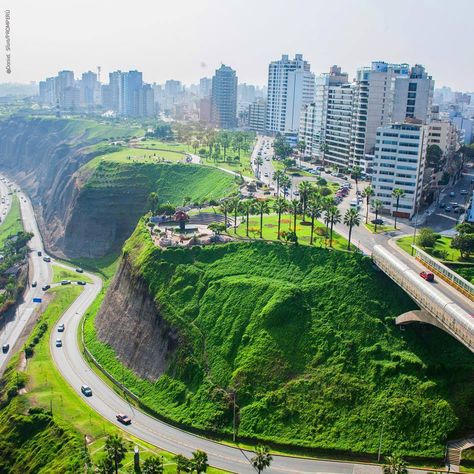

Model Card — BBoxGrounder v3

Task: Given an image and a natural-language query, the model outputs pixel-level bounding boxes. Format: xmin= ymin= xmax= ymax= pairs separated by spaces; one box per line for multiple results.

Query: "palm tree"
xmin=326 ymin=205 xmax=341 ymax=247
xmin=142 ymin=455 xmax=164 ymax=474
xmin=382 ymin=454 xmax=408 ymax=474
xmin=352 ymin=165 xmax=362 ymax=190
xmin=251 ymin=445 xmax=273 ymax=474
xmin=297 ymin=140 xmax=306 ymax=166
xmin=273 ymin=198 xmax=287 ymax=240
xmin=280 ymin=175 xmax=291 ymax=198
xmin=306 ymin=197 xmax=322 ymax=245
xmin=240 ymin=199 xmax=255 ymax=237
xmin=321 ymin=197 xmax=334 ymax=230
xmin=232 ymin=132 xmax=244 ymax=159
xmin=174 ymin=454 xmax=191 ymax=473
xmin=104 ymin=434 xmax=126 ymax=474
xmin=361 ymin=185 xmax=375 ymax=224
xmin=229 ymin=196 xmax=241 ymax=234
xmin=343 ymin=208 xmax=361 ymax=251
xmin=219 ymin=199 xmax=232 ymax=230
xmin=372 ymin=199 xmax=383 ymax=233
xmin=298 ymin=180 xmax=314 ymax=222
xmin=255 ymin=199 xmax=270 ymax=239
xmin=191 ymin=138 xmax=200 ymax=155
xmin=191 ymin=450 xmax=208 ymax=473
xmin=218 ymin=131 xmax=231 ymax=161
xmin=320 ymin=143 xmax=329 ymax=165
xmin=391 ymin=188 xmax=405 ymax=230
xmin=204 ymin=132 xmax=216 ymax=161
xmin=289 ymin=199 xmax=300 ymax=235
xmin=273 ymin=170 xmax=285 ymax=197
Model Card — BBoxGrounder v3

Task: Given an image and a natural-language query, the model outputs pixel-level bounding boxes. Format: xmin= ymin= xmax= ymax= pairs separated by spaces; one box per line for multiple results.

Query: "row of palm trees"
xmin=361 ymin=185 xmax=406 ymax=231
xmin=219 ymin=191 xmax=361 ymax=251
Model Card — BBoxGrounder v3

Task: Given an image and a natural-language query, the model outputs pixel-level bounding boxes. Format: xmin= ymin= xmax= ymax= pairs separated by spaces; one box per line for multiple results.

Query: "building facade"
xmin=266 ymin=54 xmax=315 ymax=136
xmin=211 ymin=64 xmax=238 ymax=129
xmin=371 ymin=123 xmax=428 ymax=218
xmin=248 ymin=98 xmax=267 ymax=133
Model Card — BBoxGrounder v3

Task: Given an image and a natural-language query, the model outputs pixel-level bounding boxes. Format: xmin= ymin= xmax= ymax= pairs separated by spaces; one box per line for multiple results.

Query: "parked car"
xmin=81 ymin=385 xmax=93 ymax=397
xmin=445 ymin=206 xmax=452 ymax=212
xmin=460 ymin=189 xmax=468 ymax=195
xmin=61 ymin=280 xmax=71 ymax=285
xmin=75 ymin=268 xmax=84 ymax=273
xmin=371 ymin=218 xmax=384 ymax=225
xmin=439 ymin=202 xmax=445 ymax=208
xmin=116 ymin=413 xmax=132 ymax=425
xmin=57 ymin=324 xmax=65 ymax=332
xmin=77 ymin=281 xmax=86 ymax=286
xmin=420 ymin=271 xmax=434 ymax=282
xmin=43 ymin=256 xmax=51 ymax=262
xmin=2 ymin=343 xmax=9 ymax=353
xmin=37 ymin=251 xmax=42 ymax=256
xmin=42 ymin=284 xmax=51 ymax=291
xmin=31 ymin=281 xmax=37 ymax=287
xmin=55 ymin=339 xmax=62 ymax=347
xmin=449 ymin=191 xmax=455 ymax=197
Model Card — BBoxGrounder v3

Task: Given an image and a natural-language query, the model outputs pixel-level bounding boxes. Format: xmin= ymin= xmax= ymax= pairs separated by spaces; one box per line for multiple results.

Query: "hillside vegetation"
xmin=89 ymin=222 xmax=474 ymax=459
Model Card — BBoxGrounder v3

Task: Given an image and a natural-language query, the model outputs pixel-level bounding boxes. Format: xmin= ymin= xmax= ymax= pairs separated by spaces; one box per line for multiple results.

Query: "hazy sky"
xmin=2 ymin=0 xmax=473 ymax=90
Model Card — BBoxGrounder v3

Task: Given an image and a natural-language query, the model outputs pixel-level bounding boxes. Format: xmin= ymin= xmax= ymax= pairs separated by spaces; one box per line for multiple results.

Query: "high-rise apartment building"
xmin=248 ymin=98 xmax=267 ymax=133
xmin=80 ymin=71 xmax=100 ymax=108
xmin=210 ymin=64 xmax=238 ymax=129
xmin=199 ymin=77 xmax=212 ymax=98
xmin=350 ymin=62 xmax=433 ymax=166
xmin=371 ymin=122 xmax=428 ymax=218
xmin=266 ymin=54 xmax=315 ymax=136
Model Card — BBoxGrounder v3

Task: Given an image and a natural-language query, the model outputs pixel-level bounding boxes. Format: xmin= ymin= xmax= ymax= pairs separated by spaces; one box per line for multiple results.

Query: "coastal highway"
xmin=0 ymin=177 xmax=52 ymax=375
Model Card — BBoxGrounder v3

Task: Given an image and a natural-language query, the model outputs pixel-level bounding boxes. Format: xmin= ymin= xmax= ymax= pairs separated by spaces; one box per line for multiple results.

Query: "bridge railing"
xmin=372 ymin=246 xmax=474 ymax=352
xmin=411 ymin=245 xmax=474 ymax=302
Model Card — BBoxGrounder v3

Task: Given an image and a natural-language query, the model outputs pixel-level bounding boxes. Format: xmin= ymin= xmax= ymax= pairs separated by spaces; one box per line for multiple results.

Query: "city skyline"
xmin=2 ymin=0 xmax=474 ymax=91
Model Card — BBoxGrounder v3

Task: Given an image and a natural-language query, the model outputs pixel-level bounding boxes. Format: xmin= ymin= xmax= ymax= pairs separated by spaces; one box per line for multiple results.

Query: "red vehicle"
xmin=419 ymin=271 xmax=434 ymax=282
xmin=116 ymin=413 xmax=132 ymax=425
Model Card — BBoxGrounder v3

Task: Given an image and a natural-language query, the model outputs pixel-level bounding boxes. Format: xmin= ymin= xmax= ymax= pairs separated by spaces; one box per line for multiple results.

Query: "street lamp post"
xmin=377 ymin=420 xmax=385 ymax=463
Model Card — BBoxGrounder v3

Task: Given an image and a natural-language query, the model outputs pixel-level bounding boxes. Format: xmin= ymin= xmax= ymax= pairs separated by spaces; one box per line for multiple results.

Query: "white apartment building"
xmin=266 ymin=54 xmax=315 ymax=136
xmin=350 ymin=62 xmax=433 ymax=166
xmin=248 ymin=98 xmax=267 ymax=133
xmin=371 ymin=123 xmax=428 ymax=218
xmin=427 ymin=121 xmax=458 ymax=157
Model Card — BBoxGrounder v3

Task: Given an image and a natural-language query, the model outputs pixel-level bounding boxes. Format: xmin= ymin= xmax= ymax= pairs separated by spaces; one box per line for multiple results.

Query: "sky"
xmin=1 ymin=0 xmax=473 ymax=91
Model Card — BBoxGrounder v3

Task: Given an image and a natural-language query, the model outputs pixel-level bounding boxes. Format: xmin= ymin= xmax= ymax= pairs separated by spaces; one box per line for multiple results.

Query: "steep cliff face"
xmin=95 ymin=257 xmax=178 ymax=380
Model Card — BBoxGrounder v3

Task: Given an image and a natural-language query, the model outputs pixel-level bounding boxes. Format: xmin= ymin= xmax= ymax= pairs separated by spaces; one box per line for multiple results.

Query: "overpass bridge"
xmin=372 ymin=245 xmax=474 ymax=353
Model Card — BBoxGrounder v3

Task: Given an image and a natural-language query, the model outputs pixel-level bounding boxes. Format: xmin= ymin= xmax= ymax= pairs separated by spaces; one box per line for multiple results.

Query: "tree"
xmin=320 ymin=143 xmax=329 ymax=165
xmin=343 ymin=208 xmax=361 ymax=251
xmin=191 ymin=450 xmax=208 ymax=473
xmin=426 ymin=144 xmax=444 ymax=172
xmin=255 ymin=200 xmax=270 ymax=239
xmin=289 ymin=199 xmax=300 ymax=235
xmin=255 ymin=156 xmax=264 ymax=178
xmin=283 ymin=157 xmax=296 ymax=170
xmin=416 ymin=227 xmax=440 ymax=248
xmin=232 ymin=132 xmax=245 ymax=159
xmin=372 ymin=199 xmax=383 ymax=233
xmin=95 ymin=456 xmax=114 ymax=474
xmin=456 ymin=222 xmax=474 ymax=235
xmin=280 ymin=175 xmax=291 ymax=198
xmin=306 ymin=198 xmax=322 ymax=245
xmin=273 ymin=170 xmax=285 ymax=197
xmin=391 ymin=188 xmax=405 ymax=229
xmin=296 ymin=140 xmax=306 ymax=165
xmin=251 ymin=445 xmax=273 ymax=474
xmin=298 ymin=181 xmax=314 ymax=222
xmin=351 ymin=165 xmax=362 ymax=188
xmin=240 ymin=199 xmax=255 ymax=237
xmin=383 ymin=454 xmax=408 ymax=474
xmin=142 ymin=455 xmax=164 ymax=474
xmin=104 ymin=434 xmax=127 ymax=474
xmin=229 ymin=196 xmax=241 ymax=234
xmin=174 ymin=454 xmax=192 ymax=473
xmin=273 ymin=135 xmax=292 ymax=159
xmin=208 ymin=222 xmax=226 ymax=236
xmin=219 ymin=199 xmax=232 ymax=229
xmin=273 ymin=198 xmax=288 ymax=240
xmin=204 ymin=132 xmax=216 ymax=161
xmin=148 ymin=192 xmax=159 ymax=214
xmin=326 ymin=205 xmax=342 ymax=247
xmin=451 ymin=233 xmax=474 ymax=259
xmin=218 ymin=131 xmax=232 ymax=161
xmin=191 ymin=139 xmax=200 ymax=155
xmin=361 ymin=186 xmax=374 ymax=224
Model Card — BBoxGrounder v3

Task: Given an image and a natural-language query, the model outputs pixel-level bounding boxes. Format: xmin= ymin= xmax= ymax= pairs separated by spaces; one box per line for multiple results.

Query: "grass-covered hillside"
xmin=90 ymin=222 xmax=474 ymax=459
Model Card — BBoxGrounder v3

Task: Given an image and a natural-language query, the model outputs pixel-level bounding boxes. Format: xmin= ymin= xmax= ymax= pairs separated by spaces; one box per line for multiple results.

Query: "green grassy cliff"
xmin=90 ymin=222 xmax=474 ymax=459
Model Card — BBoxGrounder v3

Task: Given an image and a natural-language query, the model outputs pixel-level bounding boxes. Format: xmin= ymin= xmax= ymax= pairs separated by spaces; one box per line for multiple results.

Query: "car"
xmin=55 ymin=339 xmax=62 ymax=347
xmin=37 ymin=251 xmax=42 ymax=256
xmin=449 ymin=191 xmax=455 ymax=197
xmin=42 ymin=284 xmax=51 ymax=291
xmin=460 ymin=189 xmax=468 ymax=195
xmin=116 ymin=413 xmax=132 ymax=425
xmin=2 ymin=343 xmax=9 ymax=354
xmin=439 ymin=202 xmax=446 ymax=208
xmin=445 ymin=206 xmax=452 ymax=212
xmin=76 ymin=280 xmax=86 ymax=286
xmin=61 ymin=280 xmax=71 ymax=285
xmin=43 ymin=256 xmax=51 ymax=262
xmin=263 ymin=173 xmax=269 ymax=177
xmin=31 ymin=280 xmax=37 ymax=287
xmin=57 ymin=324 xmax=65 ymax=332
xmin=419 ymin=271 xmax=434 ymax=282
xmin=371 ymin=218 xmax=384 ymax=225
xmin=81 ymin=385 xmax=93 ymax=397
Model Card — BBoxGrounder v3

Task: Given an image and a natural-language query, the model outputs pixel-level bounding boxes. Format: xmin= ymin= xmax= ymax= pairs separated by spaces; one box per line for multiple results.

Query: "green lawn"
xmin=364 ymin=223 xmax=396 ymax=234
xmin=52 ymin=264 xmax=93 ymax=284
xmin=0 ymin=194 xmax=23 ymax=245
xmin=233 ymin=212 xmax=352 ymax=251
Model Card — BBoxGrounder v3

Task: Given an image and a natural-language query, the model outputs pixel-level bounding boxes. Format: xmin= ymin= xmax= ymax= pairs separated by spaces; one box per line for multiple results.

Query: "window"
xmin=408 ymin=83 xmax=417 ymax=91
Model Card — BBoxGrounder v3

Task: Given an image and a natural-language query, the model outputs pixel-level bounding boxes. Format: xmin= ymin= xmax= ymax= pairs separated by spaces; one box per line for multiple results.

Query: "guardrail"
xmin=411 ymin=245 xmax=474 ymax=302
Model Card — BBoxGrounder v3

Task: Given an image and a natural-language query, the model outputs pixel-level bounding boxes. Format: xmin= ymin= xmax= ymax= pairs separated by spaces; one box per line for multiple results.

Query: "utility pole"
xmin=232 ymin=391 xmax=236 ymax=443
xmin=377 ymin=420 xmax=385 ymax=463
